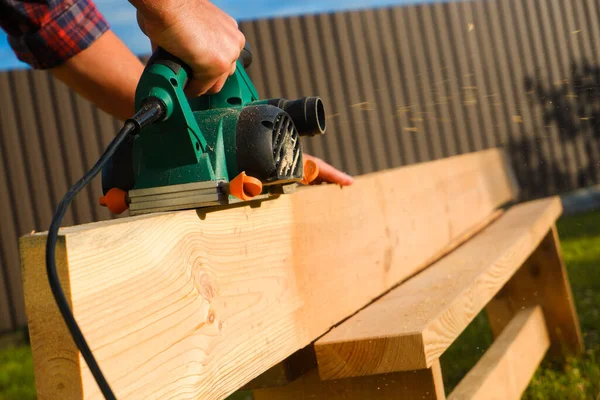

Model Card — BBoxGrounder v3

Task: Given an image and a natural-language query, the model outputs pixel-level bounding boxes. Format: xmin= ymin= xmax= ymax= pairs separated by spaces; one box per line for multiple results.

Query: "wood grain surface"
xmin=448 ymin=306 xmax=549 ymax=400
xmin=315 ymin=197 xmax=561 ymax=379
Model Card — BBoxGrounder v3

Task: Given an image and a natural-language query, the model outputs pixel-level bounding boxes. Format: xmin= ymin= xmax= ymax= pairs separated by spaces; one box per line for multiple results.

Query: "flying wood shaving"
xmin=350 ymin=102 xmax=375 ymax=111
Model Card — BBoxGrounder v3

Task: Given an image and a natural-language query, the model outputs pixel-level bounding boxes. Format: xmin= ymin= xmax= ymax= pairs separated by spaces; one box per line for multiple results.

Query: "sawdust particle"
xmin=404 ymin=127 xmax=418 ymax=132
xmin=351 ymin=101 xmax=375 ymax=111
xmin=513 ymin=115 xmax=524 ymax=124
xmin=468 ymin=23 xmax=475 ymax=32
xmin=572 ymin=29 xmax=582 ymax=34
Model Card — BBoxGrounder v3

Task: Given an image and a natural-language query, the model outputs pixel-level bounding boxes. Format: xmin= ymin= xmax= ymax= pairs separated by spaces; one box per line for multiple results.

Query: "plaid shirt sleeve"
xmin=0 ymin=0 xmax=110 ymax=69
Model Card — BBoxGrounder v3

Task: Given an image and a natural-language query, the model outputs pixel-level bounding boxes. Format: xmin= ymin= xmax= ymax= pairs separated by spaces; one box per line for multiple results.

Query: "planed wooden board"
xmin=253 ymin=361 xmax=446 ymax=400
xmin=485 ymin=225 xmax=583 ymax=356
xmin=243 ymin=208 xmax=503 ymax=391
xmin=448 ymin=306 xmax=550 ymax=400
xmin=314 ymin=197 xmax=562 ymax=380
xmin=20 ymin=149 xmax=515 ymax=399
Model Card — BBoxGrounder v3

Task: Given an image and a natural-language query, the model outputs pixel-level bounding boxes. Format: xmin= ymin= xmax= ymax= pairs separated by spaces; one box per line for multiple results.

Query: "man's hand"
xmin=304 ymin=154 xmax=354 ymax=186
xmin=131 ymin=0 xmax=245 ymax=97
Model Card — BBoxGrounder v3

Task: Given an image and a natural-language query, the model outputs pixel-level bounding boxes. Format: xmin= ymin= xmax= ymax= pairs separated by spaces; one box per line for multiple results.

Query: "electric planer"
xmin=99 ymin=43 xmax=326 ymax=216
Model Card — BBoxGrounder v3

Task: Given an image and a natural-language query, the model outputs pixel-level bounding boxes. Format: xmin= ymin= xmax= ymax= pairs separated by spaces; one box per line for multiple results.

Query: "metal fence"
xmin=1 ymin=0 xmax=598 ymax=331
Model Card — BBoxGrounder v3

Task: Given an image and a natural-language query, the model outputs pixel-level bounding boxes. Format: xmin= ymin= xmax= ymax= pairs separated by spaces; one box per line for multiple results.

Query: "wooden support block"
xmin=485 ymin=225 xmax=583 ymax=357
xmin=315 ymin=197 xmax=562 ymax=380
xmin=20 ymin=149 xmax=516 ymax=399
xmin=253 ymin=360 xmax=446 ymax=400
xmin=448 ymin=306 xmax=550 ymax=400
xmin=240 ymin=345 xmax=316 ymax=390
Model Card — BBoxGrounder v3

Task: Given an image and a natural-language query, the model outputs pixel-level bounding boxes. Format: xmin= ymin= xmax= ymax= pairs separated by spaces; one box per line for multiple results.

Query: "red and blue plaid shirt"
xmin=0 ymin=0 xmax=109 ymax=69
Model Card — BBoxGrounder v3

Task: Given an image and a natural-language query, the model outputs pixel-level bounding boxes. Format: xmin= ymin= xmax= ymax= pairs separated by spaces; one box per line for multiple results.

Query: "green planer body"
xmin=101 ymin=47 xmax=326 ymax=215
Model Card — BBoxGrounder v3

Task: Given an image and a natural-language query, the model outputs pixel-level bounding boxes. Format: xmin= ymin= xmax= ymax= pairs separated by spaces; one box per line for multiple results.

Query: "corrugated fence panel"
xmin=0 ymin=69 xmax=119 ymax=332
xmin=0 ymin=0 xmax=599 ymax=330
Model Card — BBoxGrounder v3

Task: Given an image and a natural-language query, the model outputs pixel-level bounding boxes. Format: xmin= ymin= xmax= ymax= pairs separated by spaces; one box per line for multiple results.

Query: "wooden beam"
xmin=448 ymin=306 xmax=549 ymax=400
xmin=314 ymin=197 xmax=562 ymax=380
xmin=253 ymin=361 xmax=446 ymax=400
xmin=485 ymin=225 xmax=583 ymax=357
xmin=20 ymin=149 xmax=515 ymax=399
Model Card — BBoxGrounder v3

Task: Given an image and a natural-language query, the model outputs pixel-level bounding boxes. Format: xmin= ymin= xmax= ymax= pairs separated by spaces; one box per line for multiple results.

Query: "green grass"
xmin=2 ymin=210 xmax=600 ymax=399
xmin=0 ymin=345 xmax=35 ymax=400
xmin=440 ymin=209 xmax=600 ymax=399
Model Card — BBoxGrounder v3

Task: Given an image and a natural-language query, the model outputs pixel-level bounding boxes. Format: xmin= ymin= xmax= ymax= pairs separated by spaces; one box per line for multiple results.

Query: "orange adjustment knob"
xmin=301 ymin=158 xmax=319 ymax=185
xmin=99 ymin=188 xmax=129 ymax=214
xmin=230 ymin=172 xmax=263 ymax=201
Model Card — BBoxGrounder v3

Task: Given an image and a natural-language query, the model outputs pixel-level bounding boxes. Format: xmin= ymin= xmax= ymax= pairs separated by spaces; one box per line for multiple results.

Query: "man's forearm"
xmin=50 ymin=30 xmax=144 ymax=121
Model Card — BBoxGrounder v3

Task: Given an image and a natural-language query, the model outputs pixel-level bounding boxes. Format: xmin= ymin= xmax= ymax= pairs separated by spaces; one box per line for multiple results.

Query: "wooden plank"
xmin=246 ymin=209 xmax=504 ymax=389
xmin=240 ymin=345 xmax=316 ymax=390
xmin=448 ymin=306 xmax=549 ymax=400
xmin=20 ymin=149 xmax=515 ymax=399
xmin=247 ymin=210 xmax=506 ymax=392
xmin=315 ymin=197 xmax=561 ymax=380
xmin=253 ymin=360 xmax=446 ymax=400
xmin=243 ymin=208 xmax=502 ymax=391
xmin=485 ymin=225 xmax=583 ymax=356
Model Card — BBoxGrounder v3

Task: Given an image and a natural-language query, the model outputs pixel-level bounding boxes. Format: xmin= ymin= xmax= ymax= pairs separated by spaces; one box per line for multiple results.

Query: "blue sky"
xmin=0 ymin=0 xmax=454 ymax=70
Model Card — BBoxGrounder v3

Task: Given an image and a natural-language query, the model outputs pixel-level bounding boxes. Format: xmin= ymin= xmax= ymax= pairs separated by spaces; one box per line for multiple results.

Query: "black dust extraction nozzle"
xmin=259 ymin=97 xmax=326 ymax=137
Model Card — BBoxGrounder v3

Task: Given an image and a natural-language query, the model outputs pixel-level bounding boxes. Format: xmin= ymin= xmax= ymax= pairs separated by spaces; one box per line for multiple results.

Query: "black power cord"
xmin=45 ymin=99 xmax=165 ymax=399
